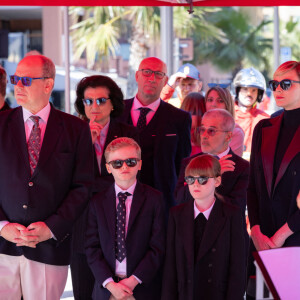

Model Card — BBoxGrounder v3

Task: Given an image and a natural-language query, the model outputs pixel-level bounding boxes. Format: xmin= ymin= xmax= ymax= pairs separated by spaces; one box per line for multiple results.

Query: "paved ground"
xmin=61 ymin=267 xmax=74 ymax=300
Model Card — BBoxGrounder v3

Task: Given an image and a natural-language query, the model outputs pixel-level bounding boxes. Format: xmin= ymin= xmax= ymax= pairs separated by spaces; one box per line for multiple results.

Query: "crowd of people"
xmin=0 ymin=54 xmax=299 ymax=300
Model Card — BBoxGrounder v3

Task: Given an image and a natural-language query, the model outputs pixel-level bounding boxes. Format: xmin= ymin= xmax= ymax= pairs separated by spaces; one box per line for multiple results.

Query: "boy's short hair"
xmin=185 ymin=154 xmax=221 ymax=178
xmin=104 ymin=137 xmax=141 ymax=162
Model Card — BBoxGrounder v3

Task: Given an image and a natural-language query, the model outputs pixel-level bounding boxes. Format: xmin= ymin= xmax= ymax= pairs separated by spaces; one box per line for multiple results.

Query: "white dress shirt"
xmin=194 ymin=199 xmax=215 ymax=220
xmin=103 ymin=181 xmax=142 ymax=287
xmin=94 ymin=120 xmax=110 ymax=174
xmin=130 ymin=96 xmax=161 ymax=127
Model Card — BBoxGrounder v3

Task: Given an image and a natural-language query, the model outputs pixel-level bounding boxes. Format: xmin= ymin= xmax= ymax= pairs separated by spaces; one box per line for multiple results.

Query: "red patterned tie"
xmin=28 ymin=116 xmax=41 ymax=175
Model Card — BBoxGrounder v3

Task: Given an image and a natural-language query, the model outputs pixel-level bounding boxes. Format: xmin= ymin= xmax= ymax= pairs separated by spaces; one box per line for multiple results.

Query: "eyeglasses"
xmin=9 ymin=75 xmax=50 ymax=87
xmin=198 ymin=126 xmax=229 ymax=137
xmin=184 ymin=176 xmax=212 ymax=185
xmin=82 ymin=98 xmax=110 ymax=106
xmin=138 ymin=69 xmax=166 ymax=79
xmin=107 ymin=158 xmax=140 ymax=169
xmin=269 ymin=79 xmax=300 ymax=91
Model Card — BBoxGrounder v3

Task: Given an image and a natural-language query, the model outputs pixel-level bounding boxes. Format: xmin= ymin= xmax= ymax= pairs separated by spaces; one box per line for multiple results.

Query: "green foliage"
xmin=70 ymin=7 xmax=127 ymax=68
xmin=192 ymin=7 xmax=273 ymax=76
xmin=281 ymin=17 xmax=300 ymax=61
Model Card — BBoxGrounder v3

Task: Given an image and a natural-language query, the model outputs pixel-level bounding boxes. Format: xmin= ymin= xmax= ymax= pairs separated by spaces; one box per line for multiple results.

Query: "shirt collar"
xmin=215 ymin=146 xmax=230 ymax=159
xmin=114 ymin=180 xmax=137 ymax=197
xmin=194 ymin=199 xmax=215 ymax=220
xmin=132 ymin=96 xmax=161 ymax=112
xmin=100 ymin=119 xmax=110 ymax=137
xmin=22 ymin=102 xmax=51 ymax=124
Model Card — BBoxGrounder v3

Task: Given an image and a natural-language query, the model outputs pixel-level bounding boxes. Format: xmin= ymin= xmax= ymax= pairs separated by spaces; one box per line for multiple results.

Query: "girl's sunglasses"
xmin=184 ymin=176 xmax=213 ymax=185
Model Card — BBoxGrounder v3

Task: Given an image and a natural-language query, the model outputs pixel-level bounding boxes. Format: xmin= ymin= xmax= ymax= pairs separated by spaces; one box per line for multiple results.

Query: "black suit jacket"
xmin=118 ymin=98 xmax=192 ymax=209
xmin=94 ymin=118 xmax=139 ymax=178
xmin=0 ymin=105 xmax=94 ymax=265
xmin=85 ymin=181 xmax=166 ymax=300
xmin=175 ymin=149 xmax=249 ymax=211
xmin=162 ymin=198 xmax=246 ymax=300
xmin=72 ymin=118 xmax=139 ymax=254
xmin=247 ymin=114 xmax=300 ymax=245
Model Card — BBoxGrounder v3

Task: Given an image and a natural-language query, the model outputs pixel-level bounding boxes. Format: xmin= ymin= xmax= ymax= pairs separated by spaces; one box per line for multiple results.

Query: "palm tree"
xmin=69 ymin=6 xmax=223 ymax=96
xmin=193 ymin=7 xmax=273 ymax=78
xmin=70 ymin=7 xmax=127 ymax=69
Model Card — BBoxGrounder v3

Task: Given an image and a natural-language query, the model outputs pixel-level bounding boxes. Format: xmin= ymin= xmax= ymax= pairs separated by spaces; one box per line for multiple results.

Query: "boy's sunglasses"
xmin=269 ymin=79 xmax=300 ymax=91
xmin=184 ymin=176 xmax=212 ymax=185
xmin=107 ymin=158 xmax=140 ymax=169
xmin=82 ymin=98 xmax=110 ymax=106
xmin=10 ymin=75 xmax=50 ymax=87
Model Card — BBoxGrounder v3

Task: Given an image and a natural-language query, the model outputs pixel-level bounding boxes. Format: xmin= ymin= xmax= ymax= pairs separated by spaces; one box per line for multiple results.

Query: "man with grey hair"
xmin=0 ymin=55 xmax=94 ymax=299
xmin=176 ymin=108 xmax=249 ymax=213
xmin=0 ymin=66 xmax=10 ymax=112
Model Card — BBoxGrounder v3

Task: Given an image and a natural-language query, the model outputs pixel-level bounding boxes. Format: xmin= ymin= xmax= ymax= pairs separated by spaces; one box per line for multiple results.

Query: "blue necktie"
xmin=115 ymin=192 xmax=131 ymax=263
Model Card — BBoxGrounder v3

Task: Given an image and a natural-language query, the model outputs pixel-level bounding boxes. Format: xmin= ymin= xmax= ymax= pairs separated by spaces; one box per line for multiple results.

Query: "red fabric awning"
xmin=2 ymin=1 xmax=299 ymax=6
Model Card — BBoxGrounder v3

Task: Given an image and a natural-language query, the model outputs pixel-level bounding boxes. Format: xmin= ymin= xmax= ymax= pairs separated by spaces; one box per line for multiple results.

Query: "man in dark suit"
xmin=176 ymin=109 xmax=249 ymax=212
xmin=0 ymin=66 xmax=11 ymax=112
xmin=118 ymin=57 xmax=192 ymax=211
xmin=248 ymin=60 xmax=300 ymax=250
xmin=0 ymin=55 xmax=94 ymax=299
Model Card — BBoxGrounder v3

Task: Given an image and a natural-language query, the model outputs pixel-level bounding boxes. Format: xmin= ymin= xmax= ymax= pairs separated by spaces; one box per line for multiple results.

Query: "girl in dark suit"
xmin=162 ymin=154 xmax=246 ymax=300
xmin=71 ymin=75 xmax=139 ymax=300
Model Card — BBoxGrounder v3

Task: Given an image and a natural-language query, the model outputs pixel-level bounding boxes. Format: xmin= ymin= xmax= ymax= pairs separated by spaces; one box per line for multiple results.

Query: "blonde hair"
xmin=185 ymin=154 xmax=221 ymax=178
xmin=205 ymin=86 xmax=235 ymax=118
xmin=104 ymin=137 xmax=141 ymax=162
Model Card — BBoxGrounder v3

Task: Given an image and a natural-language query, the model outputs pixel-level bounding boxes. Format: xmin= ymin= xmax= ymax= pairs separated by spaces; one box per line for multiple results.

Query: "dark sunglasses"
xmin=197 ymin=126 xmax=229 ymax=137
xmin=107 ymin=158 xmax=140 ymax=169
xmin=269 ymin=79 xmax=300 ymax=91
xmin=138 ymin=69 xmax=166 ymax=79
xmin=184 ymin=176 xmax=212 ymax=185
xmin=82 ymin=98 xmax=110 ymax=106
xmin=10 ymin=75 xmax=50 ymax=87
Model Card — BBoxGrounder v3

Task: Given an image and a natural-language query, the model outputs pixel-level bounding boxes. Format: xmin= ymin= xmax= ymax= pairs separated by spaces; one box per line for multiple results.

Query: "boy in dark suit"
xmin=85 ymin=137 xmax=165 ymax=300
xmin=162 ymin=155 xmax=246 ymax=300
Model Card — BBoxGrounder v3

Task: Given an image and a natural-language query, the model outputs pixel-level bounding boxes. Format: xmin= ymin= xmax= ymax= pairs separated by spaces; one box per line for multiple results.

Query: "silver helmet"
xmin=233 ymin=67 xmax=266 ymax=102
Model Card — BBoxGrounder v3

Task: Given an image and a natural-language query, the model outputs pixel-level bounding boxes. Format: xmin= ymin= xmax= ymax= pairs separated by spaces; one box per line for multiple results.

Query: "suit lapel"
xmin=103 ymin=185 xmax=117 ymax=239
xmin=196 ymin=199 xmax=226 ymax=262
xmin=179 ymin=200 xmax=195 ymax=267
xmin=100 ymin=120 xmax=118 ymax=174
xmin=32 ymin=105 xmax=63 ymax=178
xmin=261 ymin=115 xmax=282 ymax=197
xmin=123 ymin=98 xmax=134 ymax=125
xmin=127 ymin=182 xmax=145 ymax=235
xmin=274 ymin=126 xmax=300 ymax=189
xmin=9 ymin=107 xmax=30 ymax=175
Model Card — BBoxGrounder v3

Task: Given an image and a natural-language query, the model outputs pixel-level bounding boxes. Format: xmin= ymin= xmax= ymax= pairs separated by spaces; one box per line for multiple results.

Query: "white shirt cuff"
xmin=133 ymin=275 xmax=142 ymax=284
xmin=103 ymin=277 xmax=114 ymax=288
xmin=0 ymin=221 xmax=9 ymax=233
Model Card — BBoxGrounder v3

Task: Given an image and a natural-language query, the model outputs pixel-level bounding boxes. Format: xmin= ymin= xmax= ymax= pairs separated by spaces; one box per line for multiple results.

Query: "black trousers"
xmin=70 ymin=253 xmax=95 ymax=300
